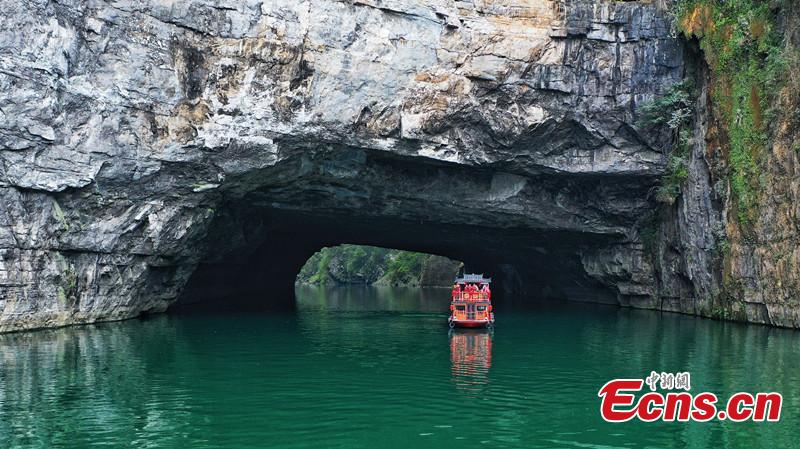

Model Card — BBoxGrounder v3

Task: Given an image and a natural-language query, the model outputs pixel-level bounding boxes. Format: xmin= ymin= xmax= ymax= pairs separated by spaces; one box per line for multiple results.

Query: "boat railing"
xmin=453 ymin=293 xmax=490 ymax=301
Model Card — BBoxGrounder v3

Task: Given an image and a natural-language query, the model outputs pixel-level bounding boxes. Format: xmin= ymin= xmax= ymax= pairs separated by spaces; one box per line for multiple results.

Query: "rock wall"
xmin=7 ymin=0 xmax=791 ymax=332
xmin=648 ymin=1 xmax=800 ymax=328
xmin=727 ymin=3 xmax=800 ymax=328
xmin=420 ymin=256 xmax=462 ymax=287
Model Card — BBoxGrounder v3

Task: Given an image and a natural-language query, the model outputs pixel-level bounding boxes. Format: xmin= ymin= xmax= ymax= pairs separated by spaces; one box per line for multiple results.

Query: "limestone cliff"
xmin=658 ymin=1 xmax=800 ymax=327
xmin=0 ymin=0 xmax=794 ymax=331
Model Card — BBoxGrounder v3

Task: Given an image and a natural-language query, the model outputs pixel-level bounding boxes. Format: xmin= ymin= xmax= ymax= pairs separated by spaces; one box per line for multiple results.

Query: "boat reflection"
xmin=449 ymin=329 xmax=493 ymax=394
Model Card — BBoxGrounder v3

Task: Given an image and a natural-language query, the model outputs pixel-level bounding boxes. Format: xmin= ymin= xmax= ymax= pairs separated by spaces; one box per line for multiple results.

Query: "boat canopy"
xmin=454 ymin=273 xmax=491 ymax=284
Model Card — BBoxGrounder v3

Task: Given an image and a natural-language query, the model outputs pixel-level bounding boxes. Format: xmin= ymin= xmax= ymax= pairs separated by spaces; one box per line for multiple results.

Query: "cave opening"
xmin=168 ymin=149 xmax=652 ymax=315
xmin=169 ymin=206 xmax=625 ymax=314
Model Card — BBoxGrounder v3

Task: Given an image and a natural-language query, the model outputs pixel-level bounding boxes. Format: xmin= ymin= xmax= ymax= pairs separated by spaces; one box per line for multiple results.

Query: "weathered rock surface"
xmin=420 ymin=256 xmax=462 ymax=286
xmin=1 ymin=0 xmax=747 ymax=332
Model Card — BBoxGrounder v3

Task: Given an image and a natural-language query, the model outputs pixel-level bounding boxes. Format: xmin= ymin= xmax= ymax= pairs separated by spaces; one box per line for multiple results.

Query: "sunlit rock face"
xmin=0 ymin=0 xmax=686 ymax=331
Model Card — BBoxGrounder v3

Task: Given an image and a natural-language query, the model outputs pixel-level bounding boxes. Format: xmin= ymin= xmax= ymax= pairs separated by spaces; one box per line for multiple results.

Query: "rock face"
xmin=0 ymin=0 xmax=715 ymax=332
xmin=664 ymin=4 xmax=800 ymax=328
xmin=420 ymin=256 xmax=462 ymax=287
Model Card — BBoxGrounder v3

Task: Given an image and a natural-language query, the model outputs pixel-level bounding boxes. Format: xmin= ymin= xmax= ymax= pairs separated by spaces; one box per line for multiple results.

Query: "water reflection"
xmin=0 ymin=317 xmax=196 ymax=448
xmin=295 ymin=284 xmax=450 ymax=312
xmin=0 ymin=288 xmax=799 ymax=448
xmin=449 ymin=330 xmax=492 ymax=395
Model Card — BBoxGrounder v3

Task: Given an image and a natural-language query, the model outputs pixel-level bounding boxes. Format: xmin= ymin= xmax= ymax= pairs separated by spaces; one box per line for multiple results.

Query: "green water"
xmin=1 ymin=285 xmax=799 ymax=448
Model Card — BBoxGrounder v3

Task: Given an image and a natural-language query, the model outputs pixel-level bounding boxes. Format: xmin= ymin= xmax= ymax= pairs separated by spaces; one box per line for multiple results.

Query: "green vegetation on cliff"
xmin=676 ymin=0 xmax=786 ymax=226
xmin=671 ymin=0 xmax=800 ymax=324
xmin=638 ymin=79 xmax=695 ymax=204
xmin=296 ymin=245 xmax=461 ymax=287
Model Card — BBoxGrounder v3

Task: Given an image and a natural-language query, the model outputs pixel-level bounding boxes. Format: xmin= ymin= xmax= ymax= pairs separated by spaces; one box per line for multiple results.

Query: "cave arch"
xmin=172 ymin=149 xmax=655 ymax=312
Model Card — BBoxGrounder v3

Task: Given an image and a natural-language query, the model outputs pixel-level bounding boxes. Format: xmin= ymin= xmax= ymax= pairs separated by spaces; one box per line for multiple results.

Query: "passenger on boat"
xmin=452 ymin=283 xmax=461 ymax=299
xmin=481 ymin=284 xmax=491 ymax=299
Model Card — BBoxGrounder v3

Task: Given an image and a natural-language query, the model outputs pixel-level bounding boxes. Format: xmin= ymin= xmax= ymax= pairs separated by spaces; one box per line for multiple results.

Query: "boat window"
xmin=455 ymin=305 xmax=466 ymax=311
xmin=477 ymin=306 xmax=487 ymax=311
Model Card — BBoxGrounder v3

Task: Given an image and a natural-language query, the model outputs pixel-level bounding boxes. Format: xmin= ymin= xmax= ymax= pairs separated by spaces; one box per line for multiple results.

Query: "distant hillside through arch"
xmin=296 ymin=245 xmax=463 ymax=288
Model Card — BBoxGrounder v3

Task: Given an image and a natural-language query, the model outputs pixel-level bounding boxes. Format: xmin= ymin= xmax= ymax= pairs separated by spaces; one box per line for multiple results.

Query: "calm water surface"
xmin=1 ymin=285 xmax=799 ymax=448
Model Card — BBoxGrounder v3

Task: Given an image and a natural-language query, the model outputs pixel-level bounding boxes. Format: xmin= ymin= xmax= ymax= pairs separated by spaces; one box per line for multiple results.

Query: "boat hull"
xmin=449 ymin=318 xmax=493 ymax=328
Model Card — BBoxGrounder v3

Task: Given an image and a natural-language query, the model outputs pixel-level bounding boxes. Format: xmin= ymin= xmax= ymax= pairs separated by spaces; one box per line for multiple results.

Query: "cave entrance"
xmin=169 ymin=149 xmax=649 ymax=315
xmin=170 ymin=205 xmax=623 ymax=314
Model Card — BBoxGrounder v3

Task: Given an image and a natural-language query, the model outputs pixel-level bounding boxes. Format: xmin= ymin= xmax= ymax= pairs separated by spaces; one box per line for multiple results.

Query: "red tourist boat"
xmin=448 ymin=274 xmax=495 ymax=328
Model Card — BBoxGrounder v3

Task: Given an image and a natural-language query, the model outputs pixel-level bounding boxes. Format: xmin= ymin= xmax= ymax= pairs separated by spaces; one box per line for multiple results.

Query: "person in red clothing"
xmin=481 ymin=283 xmax=491 ymax=300
xmin=452 ymin=283 xmax=461 ymax=300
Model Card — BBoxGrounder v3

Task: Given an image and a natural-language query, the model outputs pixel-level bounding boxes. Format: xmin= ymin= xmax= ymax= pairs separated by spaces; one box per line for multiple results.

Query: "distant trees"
xmin=296 ymin=245 xmax=459 ymax=287
xmin=382 ymin=251 xmax=428 ymax=285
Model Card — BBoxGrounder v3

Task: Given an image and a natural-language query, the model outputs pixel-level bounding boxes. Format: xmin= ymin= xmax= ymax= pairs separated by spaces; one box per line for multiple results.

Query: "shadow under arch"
xmin=171 ymin=204 xmax=621 ymax=313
